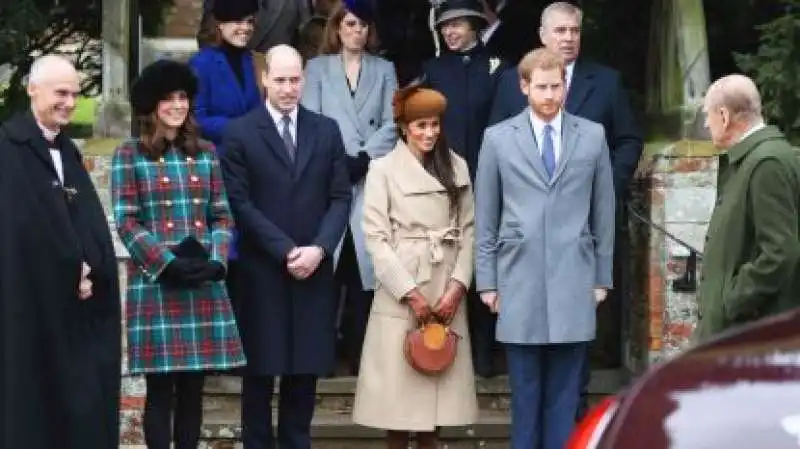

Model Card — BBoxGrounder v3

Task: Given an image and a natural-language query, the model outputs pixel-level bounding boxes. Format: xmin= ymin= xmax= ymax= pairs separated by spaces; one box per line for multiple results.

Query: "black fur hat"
xmin=130 ymin=59 xmax=198 ymax=116
xmin=212 ymin=0 xmax=259 ymax=22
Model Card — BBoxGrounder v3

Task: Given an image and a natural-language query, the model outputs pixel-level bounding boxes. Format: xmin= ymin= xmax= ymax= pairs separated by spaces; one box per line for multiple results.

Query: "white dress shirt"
xmin=565 ymin=61 xmax=576 ymax=94
xmin=529 ymin=110 xmax=564 ymax=164
xmin=265 ymin=100 xmax=298 ymax=145
xmin=37 ymin=121 xmax=64 ymax=183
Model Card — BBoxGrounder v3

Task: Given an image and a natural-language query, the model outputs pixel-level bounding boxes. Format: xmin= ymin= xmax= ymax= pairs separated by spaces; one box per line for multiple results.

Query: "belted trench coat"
xmin=352 ymin=141 xmax=478 ymax=431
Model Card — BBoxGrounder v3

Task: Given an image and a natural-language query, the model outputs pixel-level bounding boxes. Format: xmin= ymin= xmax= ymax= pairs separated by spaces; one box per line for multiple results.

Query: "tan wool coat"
xmin=352 ymin=141 xmax=478 ymax=431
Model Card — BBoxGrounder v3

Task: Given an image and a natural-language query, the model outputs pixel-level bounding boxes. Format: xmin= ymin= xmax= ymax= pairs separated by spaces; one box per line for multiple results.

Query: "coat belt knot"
xmin=394 ymin=227 xmax=461 ymax=283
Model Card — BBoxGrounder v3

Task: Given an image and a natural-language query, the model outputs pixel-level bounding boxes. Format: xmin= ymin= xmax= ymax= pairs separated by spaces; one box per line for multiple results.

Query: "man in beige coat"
xmin=353 ymin=86 xmax=478 ymax=449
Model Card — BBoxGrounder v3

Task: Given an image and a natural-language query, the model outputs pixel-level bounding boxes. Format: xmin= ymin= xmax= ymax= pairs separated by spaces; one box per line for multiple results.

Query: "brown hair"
xmin=196 ymin=14 xmax=224 ymax=48
xmin=318 ymin=3 xmax=380 ymax=55
xmin=517 ymin=47 xmax=566 ymax=82
xmin=137 ymin=111 xmax=204 ymax=160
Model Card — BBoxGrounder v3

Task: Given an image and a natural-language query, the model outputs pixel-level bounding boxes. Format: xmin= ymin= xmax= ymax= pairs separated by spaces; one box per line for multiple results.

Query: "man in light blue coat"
xmin=474 ymin=47 xmax=615 ymax=449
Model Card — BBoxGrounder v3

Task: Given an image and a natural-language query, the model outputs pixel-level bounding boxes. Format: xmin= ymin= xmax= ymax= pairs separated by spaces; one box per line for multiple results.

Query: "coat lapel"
xmin=551 ymin=113 xmax=581 ymax=185
xmin=327 ymin=55 xmax=363 ymax=137
xmin=255 ymin=107 xmax=294 ymax=169
xmin=354 ymin=55 xmax=378 ymax=114
xmin=295 ymin=106 xmax=317 ymax=177
xmin=566 ymin=61 xmax=594 ymax=113
xmin=392 ymin=141 xmax=452 ymax=194
xmin=511 ymin=111 xmax=549 ymax=186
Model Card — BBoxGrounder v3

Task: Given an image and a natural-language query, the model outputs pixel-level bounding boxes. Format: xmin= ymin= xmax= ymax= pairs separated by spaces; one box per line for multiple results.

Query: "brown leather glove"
xmin=403 ymin=289 xmax=432 ymax=322
xmin=434 ymin=280 xmax=467 ymax=323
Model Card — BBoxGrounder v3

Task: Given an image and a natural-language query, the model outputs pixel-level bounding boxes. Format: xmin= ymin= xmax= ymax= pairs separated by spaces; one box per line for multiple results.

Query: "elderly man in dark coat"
xmin=696 ymin=74 xmax=800 ymax=342
xmin=221 ymin=45 xmax=351 ymax=449
xmin=0 ymin=55 xmax=121 ymax=449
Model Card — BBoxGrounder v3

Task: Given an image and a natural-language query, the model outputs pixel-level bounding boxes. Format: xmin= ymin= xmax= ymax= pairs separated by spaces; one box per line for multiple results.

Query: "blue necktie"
xmin=541 ymin=124 xmax=556 ymax=178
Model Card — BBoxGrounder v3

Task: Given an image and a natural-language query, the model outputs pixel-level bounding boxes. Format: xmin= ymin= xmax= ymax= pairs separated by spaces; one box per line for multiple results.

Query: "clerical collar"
xmin=34 ymin=118 xmax=60 ymax=143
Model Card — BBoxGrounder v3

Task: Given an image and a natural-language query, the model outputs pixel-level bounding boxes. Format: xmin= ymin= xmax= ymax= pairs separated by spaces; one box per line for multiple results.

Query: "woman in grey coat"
xmin=301 ymin=0 xmax=398 ymax=374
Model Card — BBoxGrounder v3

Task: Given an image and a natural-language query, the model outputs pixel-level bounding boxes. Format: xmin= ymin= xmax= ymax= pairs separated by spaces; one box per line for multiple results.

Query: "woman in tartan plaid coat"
xmin=110 ymin=59 xmax=246 ymax=449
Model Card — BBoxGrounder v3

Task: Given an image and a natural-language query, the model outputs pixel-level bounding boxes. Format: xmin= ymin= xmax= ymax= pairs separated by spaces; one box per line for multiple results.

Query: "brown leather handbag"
xmin=404 ymin=319 xmax=460 ymax=376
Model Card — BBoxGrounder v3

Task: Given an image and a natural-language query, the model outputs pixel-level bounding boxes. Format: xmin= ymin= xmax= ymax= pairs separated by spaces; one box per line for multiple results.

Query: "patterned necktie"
xmin=541 ymin=124 xmax=556 ymax=178
xmin=281 ymin=115 xmax=295 ymax=161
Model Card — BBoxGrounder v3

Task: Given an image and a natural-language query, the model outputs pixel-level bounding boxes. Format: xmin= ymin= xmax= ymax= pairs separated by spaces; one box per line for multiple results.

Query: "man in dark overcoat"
xmin=0 ymin=55 xmax=121 ymax=449
xmin=422 ymin=0 xmax=506 ymax=378
xmin=220 ymin=45 xmax=351 ymax=449
xmin=696 ymin=74 xmax=800 ymax=342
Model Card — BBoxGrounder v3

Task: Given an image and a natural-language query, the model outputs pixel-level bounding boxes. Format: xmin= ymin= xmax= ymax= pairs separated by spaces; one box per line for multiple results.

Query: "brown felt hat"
xmin=392 ymin=86 xmax=447 ymax=124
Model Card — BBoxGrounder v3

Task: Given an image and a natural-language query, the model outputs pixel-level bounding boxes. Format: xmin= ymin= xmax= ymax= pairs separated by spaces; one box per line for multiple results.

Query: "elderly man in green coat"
xmin=696 ymin=74 xmax=800 ymax=342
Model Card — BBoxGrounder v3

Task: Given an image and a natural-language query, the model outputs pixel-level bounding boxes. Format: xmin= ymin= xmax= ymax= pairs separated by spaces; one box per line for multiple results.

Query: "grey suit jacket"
xmin=301 ymin=53 xmax=399 ymax=289
xmin=474 ymin=110 xmax=615 ymax=345
xmin=248 ymin=0 xmax=310 ymax=52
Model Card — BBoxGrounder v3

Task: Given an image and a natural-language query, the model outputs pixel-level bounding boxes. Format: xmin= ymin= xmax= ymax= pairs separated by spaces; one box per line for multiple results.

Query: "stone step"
xmin=202 ymin=370 xmax=624 ymax=417
xmin=199 ymin=409 xmax=510 ymax=447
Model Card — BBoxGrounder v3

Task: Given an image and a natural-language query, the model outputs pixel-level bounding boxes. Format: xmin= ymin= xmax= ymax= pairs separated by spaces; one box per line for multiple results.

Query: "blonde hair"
xmin=517 ymin=47 xmax=566 ymax=82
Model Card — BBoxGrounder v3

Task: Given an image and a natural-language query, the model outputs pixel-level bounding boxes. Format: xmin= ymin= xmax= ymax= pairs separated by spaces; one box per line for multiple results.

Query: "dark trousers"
xmin=143 ymin=372 xmax=205 ymax=449
xmin=467 ymin=287 xmax=499 ymax=377
xmin=506 ymin=342 xmax=587 ymax=449
xmin=336 ymin=227 xmax=373 ymax=374
xmin=242 ymin=374 xmax=318 ymax=449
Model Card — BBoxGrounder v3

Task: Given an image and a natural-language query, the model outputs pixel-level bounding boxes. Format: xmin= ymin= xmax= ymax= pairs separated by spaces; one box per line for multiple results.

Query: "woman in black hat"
xmin=189 ymin=0 xmax=262 ymax=313
xmin=422 ymin=0 xmax=507 ymax=379
xmin=111 ymin=59 xmax=246 ymax=449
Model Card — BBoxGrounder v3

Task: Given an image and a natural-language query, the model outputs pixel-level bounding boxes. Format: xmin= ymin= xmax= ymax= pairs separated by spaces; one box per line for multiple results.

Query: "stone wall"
xmin=625 ymin=140 xmax=717 ymax=372
xmin=162 ymin=0 xmax=204 ymax=38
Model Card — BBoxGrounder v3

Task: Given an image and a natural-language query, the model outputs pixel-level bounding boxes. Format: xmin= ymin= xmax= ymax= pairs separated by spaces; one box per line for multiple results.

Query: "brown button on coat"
xmin=353 ymin=141 xmax=478 ymax=431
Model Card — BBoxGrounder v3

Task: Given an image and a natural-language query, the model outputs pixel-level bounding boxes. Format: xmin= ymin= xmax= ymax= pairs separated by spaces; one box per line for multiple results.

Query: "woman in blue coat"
xmin=301 ymin=0 xmax=398 ymax=375
xmin=190 ymin=0 xmax=262 ymax=147
xmin=190 ymin=0 xmax=261 ymax=305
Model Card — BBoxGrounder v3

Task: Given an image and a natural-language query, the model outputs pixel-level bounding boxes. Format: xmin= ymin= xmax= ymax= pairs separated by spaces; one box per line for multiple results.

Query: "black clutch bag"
xmin=172 ymin=236 xmax=209 ymax=260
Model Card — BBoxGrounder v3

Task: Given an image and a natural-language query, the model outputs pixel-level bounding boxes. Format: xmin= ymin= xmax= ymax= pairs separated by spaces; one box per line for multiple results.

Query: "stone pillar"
xmin=645 ymin=0 xmax=711 ymax=140
xmin=95 ymin=0 xmax=133 ymax=138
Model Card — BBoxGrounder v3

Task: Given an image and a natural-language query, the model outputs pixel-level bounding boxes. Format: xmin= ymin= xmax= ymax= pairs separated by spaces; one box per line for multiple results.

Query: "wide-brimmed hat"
xmin=212 ymin=0 xmax=258 ymax=22
xmin=393 ymin=84 xmax=447 ymax=124
xmin=130 ymin=59 xmax=198 ymax=116
xmin=434 ymin=0 xmax=487 ymax=27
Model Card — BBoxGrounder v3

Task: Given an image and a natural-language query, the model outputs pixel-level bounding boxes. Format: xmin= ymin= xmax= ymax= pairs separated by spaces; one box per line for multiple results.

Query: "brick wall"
xmin=162 ymin=0 xmax=204 ymax=38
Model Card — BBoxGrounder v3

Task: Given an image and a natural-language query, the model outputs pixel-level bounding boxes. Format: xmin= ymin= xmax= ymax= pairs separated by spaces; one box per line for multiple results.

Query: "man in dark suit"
xmin=247 ymin=0 xmax=311 ymax=52
xmin=489 ymin=2 xmax=641 ymax=196
xmin=480 ymin=0 xmax=539 ymax=66
xmin=220 ymin=44 xmax=351 ymax=449
xmin=488 ymin=1 xmax=642 ymax=419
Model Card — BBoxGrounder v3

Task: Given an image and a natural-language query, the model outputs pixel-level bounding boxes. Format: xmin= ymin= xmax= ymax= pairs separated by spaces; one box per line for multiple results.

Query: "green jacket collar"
xmin=726 ymin=125 xmax=785 ymax=164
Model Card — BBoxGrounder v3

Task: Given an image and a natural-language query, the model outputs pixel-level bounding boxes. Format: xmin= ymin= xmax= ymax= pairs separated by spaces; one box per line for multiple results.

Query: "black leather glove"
xmin=196 ymin=261 xmax=226 ymax=283
xmin=160 ymin=257 xmax=208 ymax=288
xmin=345 ymin=151 xmax=371 ymax=184
xmin=176 ymin=260 xmax=226 ymax=285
